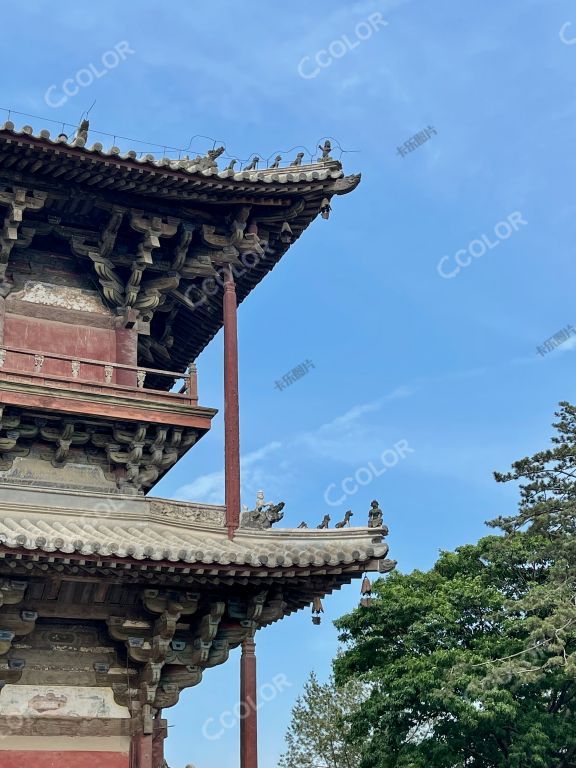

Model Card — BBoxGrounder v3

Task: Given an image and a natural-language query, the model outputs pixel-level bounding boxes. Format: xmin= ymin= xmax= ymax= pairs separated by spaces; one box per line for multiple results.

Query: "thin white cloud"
xmin=175 ymin=441 xmax=282 ymax=505
xmin=172 ymin=387 xmax=409 ymax=504
xmin=172 ymin=366 xmax=501 ymax=507
xmin=557 ymin=335 xmax=576 ymax=353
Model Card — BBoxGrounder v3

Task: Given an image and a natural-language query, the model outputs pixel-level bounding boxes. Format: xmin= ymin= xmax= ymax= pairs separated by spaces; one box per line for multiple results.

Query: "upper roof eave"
xmin=0 ymin=122 xmax=361 ymax=200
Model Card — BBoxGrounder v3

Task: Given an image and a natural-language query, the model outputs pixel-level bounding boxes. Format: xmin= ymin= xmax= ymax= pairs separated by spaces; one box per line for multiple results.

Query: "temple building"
xmin=0 ymin=121 xmax=393 ymax=768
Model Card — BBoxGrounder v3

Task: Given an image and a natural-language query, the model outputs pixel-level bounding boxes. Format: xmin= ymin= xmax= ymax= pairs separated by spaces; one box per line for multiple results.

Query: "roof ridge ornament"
xmin=368 ymin=499 xmax=383 ymax=528
xmin=244 ymin=156 xmax=260 ymax=171
xmin=240 ymin=491 xmax=285 ymax=530
xmin=318 ymin=139 xmax=333 ymax=161
xmin=70 ymin=118 xmax=89 ymax=148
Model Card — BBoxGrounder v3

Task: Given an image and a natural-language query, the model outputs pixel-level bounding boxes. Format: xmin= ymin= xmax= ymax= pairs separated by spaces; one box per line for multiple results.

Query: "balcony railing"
xmin=0 ymin=344 xmax=198 ymax=406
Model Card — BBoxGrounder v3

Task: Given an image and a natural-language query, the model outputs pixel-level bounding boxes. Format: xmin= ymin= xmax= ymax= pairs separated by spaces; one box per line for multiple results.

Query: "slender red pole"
xmin=241 ymin=638 xmax=258 ymax=768
xmin=0 ymin=283 xmax=9 ymax=345
xmin=224 ymin=266 xmax=241 ymax=538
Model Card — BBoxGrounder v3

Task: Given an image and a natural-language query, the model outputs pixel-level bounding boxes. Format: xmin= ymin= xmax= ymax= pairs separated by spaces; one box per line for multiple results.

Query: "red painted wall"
xmin=4 ymin=314 xmax=116 ymax=382
xmin=0 ymin=751 xmax=129 ymax=768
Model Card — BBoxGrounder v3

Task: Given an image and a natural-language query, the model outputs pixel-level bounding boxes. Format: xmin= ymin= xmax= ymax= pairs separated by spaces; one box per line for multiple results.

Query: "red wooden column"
xmin=240 ymin=638 xmax=258 ymax=768
xmin=224 ymin=266 xmax=241 ymax=538
xmin=137 ymin=733 xmax=153 ymax=768
xmin=152 ymin=713 xmax=167 ymax=768
xmin=115 ymin=309 xmax=139 ymax=387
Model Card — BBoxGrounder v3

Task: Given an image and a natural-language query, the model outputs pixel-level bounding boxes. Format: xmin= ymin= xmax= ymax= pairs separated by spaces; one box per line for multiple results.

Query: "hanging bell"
xmin=320 ymin=198 xmax=331 ymax=220
xmin=312 ymin=595 xmax=324 ymax=624
xmin=360 ymin=575 xmax=373 ymax=607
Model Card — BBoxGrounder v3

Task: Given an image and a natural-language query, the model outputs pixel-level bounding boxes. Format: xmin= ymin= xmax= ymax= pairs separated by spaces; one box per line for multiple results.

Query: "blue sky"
xmin=2 ymin=0 xmax=576 ymax=765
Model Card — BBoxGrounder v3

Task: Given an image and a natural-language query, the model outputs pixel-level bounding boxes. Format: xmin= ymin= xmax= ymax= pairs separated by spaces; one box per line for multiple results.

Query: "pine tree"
xmin=278 ymin=671 xmax=365 ymax=768
xmin=333 ymin=403 xmax=576 ymax=768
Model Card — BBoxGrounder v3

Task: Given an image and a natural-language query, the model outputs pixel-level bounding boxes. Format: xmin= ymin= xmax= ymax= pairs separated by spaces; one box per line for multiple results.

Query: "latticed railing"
xmin=0 ymin=344 xmax=198 ymax=405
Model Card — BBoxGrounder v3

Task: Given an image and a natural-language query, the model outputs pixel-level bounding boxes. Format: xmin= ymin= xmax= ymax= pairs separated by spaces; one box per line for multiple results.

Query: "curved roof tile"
xmin=0 ymin=513 xmax=388 ymax=569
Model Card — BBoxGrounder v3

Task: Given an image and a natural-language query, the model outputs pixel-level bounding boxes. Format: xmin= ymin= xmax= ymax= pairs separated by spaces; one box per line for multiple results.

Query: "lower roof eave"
xmin=0 ymin=544 xmax=388 ymax=576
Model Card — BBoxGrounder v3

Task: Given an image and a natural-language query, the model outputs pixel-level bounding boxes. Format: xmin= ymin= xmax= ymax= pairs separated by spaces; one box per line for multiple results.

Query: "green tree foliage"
xmin=333 ymin=403 xmax=576 ymax=768
xmin=278 ymin=671 xmax=366 ymax=768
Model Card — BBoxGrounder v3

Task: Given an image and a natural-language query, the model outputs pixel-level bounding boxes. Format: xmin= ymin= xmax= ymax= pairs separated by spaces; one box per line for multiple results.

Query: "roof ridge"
xmin=0 ymin=121 xmax=349 ymax=183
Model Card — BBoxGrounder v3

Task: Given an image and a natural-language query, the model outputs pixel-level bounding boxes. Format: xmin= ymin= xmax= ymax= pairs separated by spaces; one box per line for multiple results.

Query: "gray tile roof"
xmin=0 ymin=515 xmax=388 ymax=567
xmin=0 ymin=487 xmax=388 ymax=570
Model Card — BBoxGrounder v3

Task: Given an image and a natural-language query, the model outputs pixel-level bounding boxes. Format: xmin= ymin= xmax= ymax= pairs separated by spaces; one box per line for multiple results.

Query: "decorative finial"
xmin=318 ymin=139 xmax=332 ymax=160
xmin=335 ymin=510 xmax=353 ymax=528
xmin=240 ymin=491 xmax=285 ymax=529
xmin=225 ymin=159 xmax=237 ymax=172
xmin=290 ymin=151 xmax=305 ymax=167
xmin=256 ymin=489 xmax=268 ymax=510
xmin=245 ymin=156 xmax=260 ymax=171
xmin=317 ymin=514 xmax=330 ymax=529
xmin=190 ymin=146 xmax=225 ymax=171
xmin=368 ymin=500 xmax=383 ymax=528
xmin=69 ymin=121 xmax=88 ymax=147
xmin=270 ymin=154 xmax=282 ymax=168
xmin=297 ymin=521 xmax=308 ymax=529
xmin=76 ymin=119 xmax=89 ymax=142
xmin=208 ymin=146 xmax=225 ymax=160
